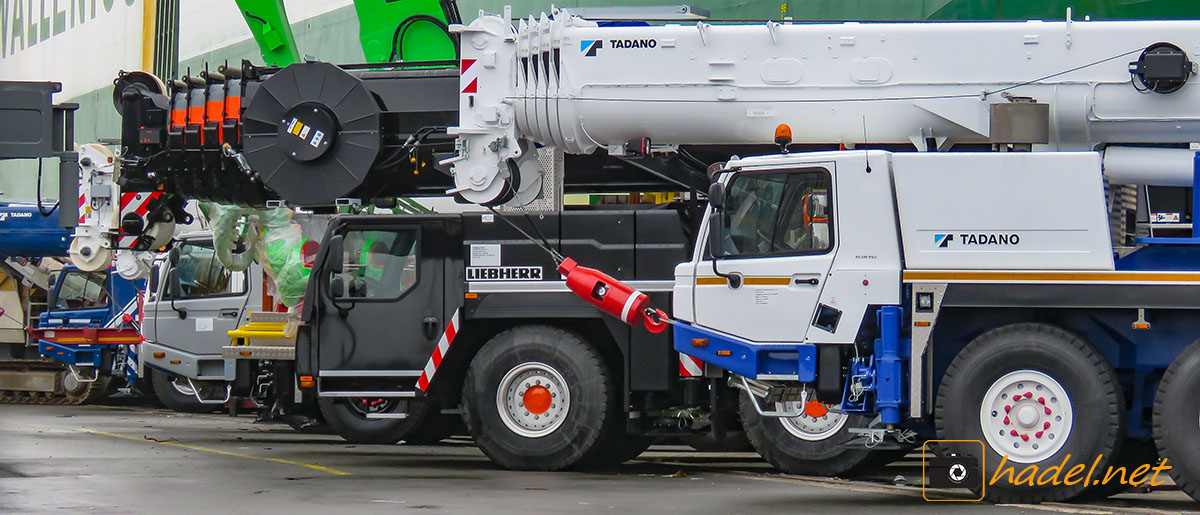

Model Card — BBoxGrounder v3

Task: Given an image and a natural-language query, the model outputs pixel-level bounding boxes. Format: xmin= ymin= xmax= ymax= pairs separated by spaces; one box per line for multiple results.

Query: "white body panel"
xmin=675 ymin=151 xmax=901 ymax=345
xmin=451 ymin=11 xmax=1200 ymax=204
xmin=893 ymin=152 xmax=1113 ymax=270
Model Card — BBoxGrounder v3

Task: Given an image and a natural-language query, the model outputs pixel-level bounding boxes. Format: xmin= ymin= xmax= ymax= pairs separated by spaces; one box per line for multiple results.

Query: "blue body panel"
xmin=35 ymin=267 xmax=145 ymax=383
xmin=672 ymin=321 xmax=816 ymax=381
xmin=0 ymin=202 xmax=71 ymax=258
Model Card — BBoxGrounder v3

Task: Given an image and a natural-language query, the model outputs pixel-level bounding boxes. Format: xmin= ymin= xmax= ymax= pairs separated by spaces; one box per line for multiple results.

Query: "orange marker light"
xmin=691 ymin=338 xmax=709 ymax=347
xmin=153 ymin=352 xmax=165 ymax=359
xmin=716 ymin=350 xmax=732 ymax=356
xmin=774 ymin=124 xmax=793 ymax=147
xmin=299 ymin=375 xmax=315 ymax=388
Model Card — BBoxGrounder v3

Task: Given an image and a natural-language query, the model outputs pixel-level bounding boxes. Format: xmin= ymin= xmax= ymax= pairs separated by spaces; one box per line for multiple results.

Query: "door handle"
xmin=219 ymin=309 xmax=240 ymax=318
xmin=795 ymin=278 xmax=820 ymax=285
xmin=423 ymin=317 xmax=440 ymax=340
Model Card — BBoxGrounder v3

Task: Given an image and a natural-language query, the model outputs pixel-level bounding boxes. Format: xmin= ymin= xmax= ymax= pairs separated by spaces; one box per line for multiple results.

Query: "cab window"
xmin=720 ymin=169 xmax=833 ymax=257
xmin=335 ymin=229 xmax=419 ymax=300
xmin=165 ymin=241 xmax=247 ymax=299
xmin=54 ymin=271 xmax=110 ymax=310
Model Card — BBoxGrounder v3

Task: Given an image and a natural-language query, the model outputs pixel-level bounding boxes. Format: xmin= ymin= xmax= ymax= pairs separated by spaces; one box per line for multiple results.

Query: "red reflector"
xmin=301 ymin=240 xmax=319 ymax=268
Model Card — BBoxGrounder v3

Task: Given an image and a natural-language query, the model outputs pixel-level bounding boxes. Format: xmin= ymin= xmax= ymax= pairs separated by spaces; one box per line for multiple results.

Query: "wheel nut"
xmin=1035 ymin=431 xmax=1044 ymax=439
xmin=1044 ymin=407 xmax=1052 ymax=415
xmin=1010 ymin=429 xmax=1019 ymax=437
xmin=1003 ymin=416 xmax=1010 ymax=425
xmin=1043 ymin=421 xmax=1051 ymax=430
xmin=1021 ymin=433 xmax=1030 ymax=441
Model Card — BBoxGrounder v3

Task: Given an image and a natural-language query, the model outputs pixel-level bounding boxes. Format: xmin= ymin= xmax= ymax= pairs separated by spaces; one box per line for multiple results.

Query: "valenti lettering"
xmin=2 ymin=0 xmax=134 ymax=59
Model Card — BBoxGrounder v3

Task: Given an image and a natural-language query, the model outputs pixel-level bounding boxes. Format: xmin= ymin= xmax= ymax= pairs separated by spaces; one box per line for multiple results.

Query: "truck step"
xmin=221 ymin=345 xmax=295 ymax=360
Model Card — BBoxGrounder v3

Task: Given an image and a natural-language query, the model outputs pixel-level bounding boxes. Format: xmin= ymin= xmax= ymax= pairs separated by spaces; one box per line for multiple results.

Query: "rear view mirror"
xmin=707 ymin=210 xmax=725 ymax=258
xmin=328 ymin=275 xmax=346 ymax=298
xmin=708 ymin=182 xmax=725 ymax=210
xmin=168 ymin=247 xmax=181 ymax=266
xmin=326 ymin=235 xmax=345 ymax=274
xmin=148 ymin=265 xmax=160 ymax=296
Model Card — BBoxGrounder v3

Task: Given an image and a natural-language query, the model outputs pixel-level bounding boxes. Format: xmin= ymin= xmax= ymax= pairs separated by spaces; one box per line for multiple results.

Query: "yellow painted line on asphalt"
xmin=79 ymin=428 xmax=351 ymax=476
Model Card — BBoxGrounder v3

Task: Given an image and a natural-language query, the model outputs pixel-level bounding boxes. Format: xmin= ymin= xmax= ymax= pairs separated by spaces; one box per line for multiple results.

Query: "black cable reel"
xmin=241 ymin=62 xmax=383 ymax=206
xmin=1129 ymin=42 xmax=1195 ymax=94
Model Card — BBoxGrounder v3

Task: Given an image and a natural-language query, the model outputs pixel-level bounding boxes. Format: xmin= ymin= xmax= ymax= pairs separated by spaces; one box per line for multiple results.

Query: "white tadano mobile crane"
xmin=446 ymin=8 xmax=1200 ymax=504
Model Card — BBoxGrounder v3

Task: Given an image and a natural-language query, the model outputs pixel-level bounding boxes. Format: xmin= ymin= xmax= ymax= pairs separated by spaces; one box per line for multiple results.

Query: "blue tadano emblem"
xmin=581 ymin=39 xmax=602 ymax=57
xmin=934 ymin=233 xmax=953 ymax=248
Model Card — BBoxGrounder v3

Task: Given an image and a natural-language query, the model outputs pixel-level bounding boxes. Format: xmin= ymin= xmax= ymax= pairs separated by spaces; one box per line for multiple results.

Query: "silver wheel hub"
xmin=980 ymin=370 xmax=1073 ymax=464
xmin=778 ymin=402 xmax=848 ymax=441
xmin=496 ymin=362 xmax=570 ymax=438
xmin=61 ymin=372 xmax=81 ymax=393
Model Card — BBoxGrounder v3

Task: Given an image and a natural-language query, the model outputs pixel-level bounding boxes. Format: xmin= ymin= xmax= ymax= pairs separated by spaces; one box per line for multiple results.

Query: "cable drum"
xmin=241 ymin=62 xmax=383 ymax=206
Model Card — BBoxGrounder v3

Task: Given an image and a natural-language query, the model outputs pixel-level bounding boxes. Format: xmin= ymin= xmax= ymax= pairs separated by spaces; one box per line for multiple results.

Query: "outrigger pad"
xmin=0 ymin=81 xmax=59 ymax=159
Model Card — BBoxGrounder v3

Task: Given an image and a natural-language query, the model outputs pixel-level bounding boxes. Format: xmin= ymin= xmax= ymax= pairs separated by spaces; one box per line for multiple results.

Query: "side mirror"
xmin=326 ymin=234 xmax=344 ymax=274
xmin=707 ymin=209 xmax=725 ymax=259
xmin=707 ymin=182 xmax=725 ymax=210
xmin=328 ymin=275 xmax=346 ymax=299
xmin=168 ymin=247 xmax=180 ymax=266
xmin=148 ymin=265 xmax=159 ymax=296
xmin=166 ymin=267 xmax=187 ymax=319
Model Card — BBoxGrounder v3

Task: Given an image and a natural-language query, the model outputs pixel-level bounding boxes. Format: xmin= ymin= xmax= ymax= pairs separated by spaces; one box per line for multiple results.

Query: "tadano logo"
xmin=934 ymin=234 xmax=953 ymax=248
xmin=581 ymin=39 xmax=602 ymax=57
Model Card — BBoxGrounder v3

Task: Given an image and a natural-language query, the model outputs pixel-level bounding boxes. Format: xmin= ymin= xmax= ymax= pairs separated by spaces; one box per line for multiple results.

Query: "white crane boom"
xmin=448 ymin=9 xmax=1200 ymax=205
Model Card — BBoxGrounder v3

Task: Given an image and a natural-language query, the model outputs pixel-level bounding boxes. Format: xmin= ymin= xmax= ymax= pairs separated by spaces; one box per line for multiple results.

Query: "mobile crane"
xmin=439 ymin=9 xmax=1200 ymax=504
xmin=106 ymin=6 xmax=1200 ymax=503
xmin=0 ymin=84 xmax=145 ymax=404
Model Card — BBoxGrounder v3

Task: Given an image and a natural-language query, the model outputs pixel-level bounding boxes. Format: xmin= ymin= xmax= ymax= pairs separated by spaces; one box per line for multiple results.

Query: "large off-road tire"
xmin=463 ymin=325 xmax=614 ymax=471
xmin=318 ymin=396 xmax=441 ymax=445
xmin=1153 ymin=339 xmax=1200 ymax=502
xmin=741 ymin=396 xmax=876 ymax=476
xmin=1075 ymin=439 xmax=1158 ymax=500
xmin=151 ymin=370 xmax=222 ymax=414
xmin=936 ymin=323 xmax=1124 ymax=504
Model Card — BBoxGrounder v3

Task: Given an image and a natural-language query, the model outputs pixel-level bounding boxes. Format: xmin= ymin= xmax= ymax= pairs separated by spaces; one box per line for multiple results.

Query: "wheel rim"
xmin=348 ymin=398 xmax=395 ymax=417
xmin=979 ymin=370 xmax=1073 ymax=464
xmin=496 ymin=362 xmax=570 ymax=438
xmin=778 ymin=401 xmax=849 ymax=441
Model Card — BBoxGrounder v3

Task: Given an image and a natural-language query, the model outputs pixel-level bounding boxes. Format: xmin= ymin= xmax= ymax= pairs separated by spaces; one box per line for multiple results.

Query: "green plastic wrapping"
xmin=255 ymin=207 xmax=310 ymax=307
xmin=204 ymin=202 xmax=311 ymax=307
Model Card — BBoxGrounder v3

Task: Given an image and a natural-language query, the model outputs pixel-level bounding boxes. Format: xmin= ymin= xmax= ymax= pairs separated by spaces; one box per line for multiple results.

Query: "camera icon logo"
xmin=923 ymin=440 xmax=986 ymax=502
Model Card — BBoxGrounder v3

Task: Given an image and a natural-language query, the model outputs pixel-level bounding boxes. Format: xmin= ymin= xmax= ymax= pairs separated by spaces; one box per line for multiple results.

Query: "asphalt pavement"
xmin=0 ymin=404 xmax=1195 ymax=514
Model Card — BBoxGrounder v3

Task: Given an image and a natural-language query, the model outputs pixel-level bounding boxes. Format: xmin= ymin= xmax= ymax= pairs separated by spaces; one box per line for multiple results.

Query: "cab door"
xmin=314 ymin=218 xmax=448 ymax=377
xmin=692 ymin=166 xmax=838 ymax=343
xmin=144 ymin=239 xmax=250 ymax=378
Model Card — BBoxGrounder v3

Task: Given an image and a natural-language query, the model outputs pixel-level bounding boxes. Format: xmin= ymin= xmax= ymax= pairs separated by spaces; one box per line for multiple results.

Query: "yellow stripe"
xmin=141 ymin=1 xmax=156 ymax=72
xmin=695 ymin=277 xmax=792 ymax=286
xmin=744 ymin=277 xmax=791 ymax=286
xmin=80 ymin=429 xmax=351 ymax=476
xmin=55 ymin=337 xmax=143 ymax=344
xmin=903 ymin=270 xmax=1200 ymax=283
xmin=291 ymin=122 xmax=305 ymax=135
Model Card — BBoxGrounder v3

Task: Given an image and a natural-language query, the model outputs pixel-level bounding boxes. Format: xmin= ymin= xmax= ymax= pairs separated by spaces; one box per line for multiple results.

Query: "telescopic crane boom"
xmin=448 ymin=10 xmax=1200 ymax=204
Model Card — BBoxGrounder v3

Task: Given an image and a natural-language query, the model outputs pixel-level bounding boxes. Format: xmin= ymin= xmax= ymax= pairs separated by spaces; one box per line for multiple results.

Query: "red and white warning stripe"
xmin=417 ymin=308 xmax=461 ymax=391
xmin=679 ymin=353 xmax=704 ymax=377
xmin=77 ymin=193 xmax=86 ymax=224
xmin=461 ymin=58 xmax=478 ymax=94
xmin=117 ymin=192 xmax=159 ymax=248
